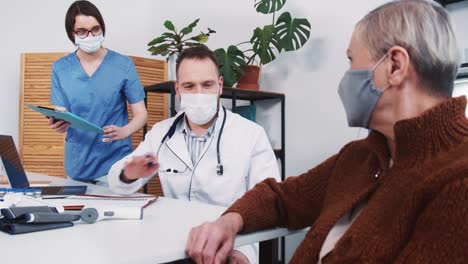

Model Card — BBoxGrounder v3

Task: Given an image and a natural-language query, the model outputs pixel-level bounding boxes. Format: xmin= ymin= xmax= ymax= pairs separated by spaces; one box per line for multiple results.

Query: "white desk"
xmin=1 ymin=173 xmax=303 ymax=264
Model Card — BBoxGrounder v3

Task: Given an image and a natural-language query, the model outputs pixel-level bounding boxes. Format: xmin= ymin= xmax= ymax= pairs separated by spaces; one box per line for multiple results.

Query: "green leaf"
xmin=254 ymin=0 xmax=286 ymax=14
xmin=190 ymin=33 xmax=209 ymax=43
xmin=147 ymin=35 xmax=169 ymax=46
xmin=164 ymin=20 xmax=176 ymax=32
xmin=148 ymin=44 xmax=171 ymax=56
xmin=180 ymin=18 xmax=200 ymax=35
xmin=274 ymin=12 xmax=311 ymax=52
xmin=162 ymin=32 xmax=175 ymax=38
xmin=250 ymin=25 xmax=280 ymax=65
xmin=215 ymin=46 xmax=248 ymax=87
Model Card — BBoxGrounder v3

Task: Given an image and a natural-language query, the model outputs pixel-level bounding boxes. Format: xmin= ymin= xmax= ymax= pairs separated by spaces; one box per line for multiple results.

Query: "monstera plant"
xmin=216 ymin=0 xmax=311 ymax=88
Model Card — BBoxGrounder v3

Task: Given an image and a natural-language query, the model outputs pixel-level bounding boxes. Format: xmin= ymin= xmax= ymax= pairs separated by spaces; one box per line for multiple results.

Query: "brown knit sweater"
xmin=226 ymin=97 xmax=468 ymax=263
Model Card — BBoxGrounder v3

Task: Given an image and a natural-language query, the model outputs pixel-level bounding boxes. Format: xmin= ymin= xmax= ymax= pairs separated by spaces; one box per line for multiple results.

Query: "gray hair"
xmin=356 ymin=0 xmax=460 ymax=97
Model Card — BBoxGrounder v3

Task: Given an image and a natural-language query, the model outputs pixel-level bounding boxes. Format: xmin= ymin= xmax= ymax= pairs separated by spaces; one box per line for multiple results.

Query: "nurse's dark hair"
xmin=176 ymin=45 xmax=220 ymax=77
xmin=65 ymin=0 xmax=106 ymax=43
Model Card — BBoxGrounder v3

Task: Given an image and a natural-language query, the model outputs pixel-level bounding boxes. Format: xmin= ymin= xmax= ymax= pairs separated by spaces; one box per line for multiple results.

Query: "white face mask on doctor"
xmin=180 ymin=92 xmax=219 ymax=125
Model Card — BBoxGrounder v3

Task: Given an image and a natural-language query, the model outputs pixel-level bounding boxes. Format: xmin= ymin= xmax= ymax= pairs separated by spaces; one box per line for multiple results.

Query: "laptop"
xmin=0 ymin=135 xmax=87 ymax=195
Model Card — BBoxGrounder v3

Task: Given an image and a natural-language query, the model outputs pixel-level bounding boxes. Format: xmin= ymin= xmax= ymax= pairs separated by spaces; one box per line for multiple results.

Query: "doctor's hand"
xmin=186 ymin=212 xmax=244 ymax=264
xmin=102 ymin=125 xmax=130 ymax=143
xmin=48 ymin=117 xmax=70 ymax=133
xmin=122 ymin=154 xmax=159 ymax=181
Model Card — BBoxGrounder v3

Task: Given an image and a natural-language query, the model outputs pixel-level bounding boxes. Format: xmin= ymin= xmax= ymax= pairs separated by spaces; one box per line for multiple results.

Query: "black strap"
xmin=162 ymin=113 xmax=186 ymax=143
xmin=216 ymin=107 xmax=227 ymax=175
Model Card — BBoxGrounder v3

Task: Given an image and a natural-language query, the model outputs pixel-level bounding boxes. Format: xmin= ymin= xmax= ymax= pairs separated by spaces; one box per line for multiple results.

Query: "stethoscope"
xmin=155 ymin=106 xmax=227 ymax=175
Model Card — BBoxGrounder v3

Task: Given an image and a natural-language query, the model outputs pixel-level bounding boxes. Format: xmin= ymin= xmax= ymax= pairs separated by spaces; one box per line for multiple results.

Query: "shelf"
xmin=145 ymin=81 xmax=174 ymax=93
xmin=436 ymin=0 xmax=467 ymax=6
xmin=273 ymin=149 xmax=283 ymax=158
xmin=457 ymin=63 xmax=468 ymax=79
xmin=221 ymin=87 xmax=285 ymax=101
xmin=145 ymin=81 xmax=285 ymax=101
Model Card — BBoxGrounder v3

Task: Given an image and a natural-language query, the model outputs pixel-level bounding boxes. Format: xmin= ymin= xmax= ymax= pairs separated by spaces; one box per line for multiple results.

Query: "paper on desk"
xmin=44 ymin=194 xmax=157 ymax=210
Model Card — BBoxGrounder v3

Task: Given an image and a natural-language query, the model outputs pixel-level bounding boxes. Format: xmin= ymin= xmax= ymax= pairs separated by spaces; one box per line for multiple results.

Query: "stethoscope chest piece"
xmin=217 ymin=164 xmax=223 ymax=176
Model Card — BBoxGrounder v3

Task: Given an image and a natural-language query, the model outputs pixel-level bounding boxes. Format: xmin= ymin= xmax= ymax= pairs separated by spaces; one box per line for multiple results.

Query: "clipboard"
xmin=26 ymin=104 xmax=104 ymax=134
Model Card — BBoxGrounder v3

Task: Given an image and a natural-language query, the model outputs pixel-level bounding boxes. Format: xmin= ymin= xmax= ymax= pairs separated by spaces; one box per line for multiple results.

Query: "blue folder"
xmin=26 ymin=104 xmax=104 ymax=134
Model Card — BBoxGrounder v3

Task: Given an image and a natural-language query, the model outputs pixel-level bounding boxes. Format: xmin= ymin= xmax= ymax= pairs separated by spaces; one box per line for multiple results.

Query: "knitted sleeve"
xmin=224 ymin=153 xmax=339 ymax=233
xmin=395 ymin=177 xmax=468 ymax=263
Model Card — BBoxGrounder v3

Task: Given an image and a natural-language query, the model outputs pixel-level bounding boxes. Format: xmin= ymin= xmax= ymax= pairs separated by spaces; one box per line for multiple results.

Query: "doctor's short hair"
xmin=356 ymin=0 xmax=460 ymax=98
xmin=65 ymin=0 xmax=106 ymax=43
xmin=176 ymin=45 xmax=220 ymax=77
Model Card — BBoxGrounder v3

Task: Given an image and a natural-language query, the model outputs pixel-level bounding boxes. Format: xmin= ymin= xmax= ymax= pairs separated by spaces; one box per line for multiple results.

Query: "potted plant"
xmin=147 ymin=19 xmax=215 ymax=80
xmin=215 ymin=0 xmax=311 ymax=89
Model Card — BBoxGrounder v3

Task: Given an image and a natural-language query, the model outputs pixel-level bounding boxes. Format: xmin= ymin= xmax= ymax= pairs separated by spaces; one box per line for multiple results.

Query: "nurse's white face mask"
xmin=75 ymin=34 xmax=104 ymax=54
xmin=180 ymin=91 xmax=219 ymax=125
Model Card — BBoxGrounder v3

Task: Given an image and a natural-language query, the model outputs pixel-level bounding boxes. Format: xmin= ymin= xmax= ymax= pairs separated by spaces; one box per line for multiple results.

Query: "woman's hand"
xmin=186 ymin=213 xmax=244 ymax=264
xmin=102 ymin=125 xmax=131 ymax=142
xmin=48 ymin=117 xmax=70 ymax=133
xmin=228 ymin=250 xmax=249 ymax=264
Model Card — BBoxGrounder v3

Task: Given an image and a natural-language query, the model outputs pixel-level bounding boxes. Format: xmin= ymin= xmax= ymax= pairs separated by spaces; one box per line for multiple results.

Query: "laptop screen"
xmin=0 ymin=135 xmax=30 ymax=188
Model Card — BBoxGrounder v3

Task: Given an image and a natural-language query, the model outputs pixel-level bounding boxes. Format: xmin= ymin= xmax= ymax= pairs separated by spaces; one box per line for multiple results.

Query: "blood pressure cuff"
xmin=0 ymin=206 xmax=74 ymax=235
xmin=0 ymin=219 xmax=73 ymax=235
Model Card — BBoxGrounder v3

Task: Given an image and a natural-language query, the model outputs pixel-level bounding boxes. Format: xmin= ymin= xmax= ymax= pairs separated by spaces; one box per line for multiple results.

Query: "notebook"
xmin=26 ymin=104 xmax=104 ymax=134
xmin=0 ymin=135 xmax=87 ymax=196
xmin=46 ymin=194 xmax=158 ymax=210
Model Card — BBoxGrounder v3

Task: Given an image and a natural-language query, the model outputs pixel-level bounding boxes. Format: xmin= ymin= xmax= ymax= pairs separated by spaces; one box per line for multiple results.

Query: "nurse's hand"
xmin=122 ymin=153 xmax=159 ymax=180
xmin=186 ymin=212 xmax=244 ymax=264
xmin=102 ymin=125 xmax=130 ymax=143
xmin=48 ymin=117 xmax=70 ymax=133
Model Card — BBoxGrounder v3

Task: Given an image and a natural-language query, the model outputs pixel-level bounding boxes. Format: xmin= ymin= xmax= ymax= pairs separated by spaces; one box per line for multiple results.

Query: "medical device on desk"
xmin=79 ymin=206 xmax=143 ymax=223
xmin=157 ymin=106 xmax=227 ymax=175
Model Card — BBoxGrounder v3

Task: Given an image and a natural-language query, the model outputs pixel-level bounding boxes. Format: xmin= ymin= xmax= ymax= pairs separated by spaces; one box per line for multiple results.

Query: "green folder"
xmin=27 ymin=104 xmax=104 ymax=134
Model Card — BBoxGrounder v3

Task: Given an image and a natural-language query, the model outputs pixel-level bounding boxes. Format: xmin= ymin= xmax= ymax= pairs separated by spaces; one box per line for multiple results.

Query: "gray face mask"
xmin=338 ymin=54 xmax=388 ymax=128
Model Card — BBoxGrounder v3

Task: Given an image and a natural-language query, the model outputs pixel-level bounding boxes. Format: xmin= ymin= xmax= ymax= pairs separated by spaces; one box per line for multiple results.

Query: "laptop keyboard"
xmin=40 ymin=186 xmax=65 ymax=195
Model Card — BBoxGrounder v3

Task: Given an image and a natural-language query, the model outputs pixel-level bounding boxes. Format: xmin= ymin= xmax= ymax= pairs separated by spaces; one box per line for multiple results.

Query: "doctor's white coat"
xmin=108 ymin=108 xmax=280 ymax=263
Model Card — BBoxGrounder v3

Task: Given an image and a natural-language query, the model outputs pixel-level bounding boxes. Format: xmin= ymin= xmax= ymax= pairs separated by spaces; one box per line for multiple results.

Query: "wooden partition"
xmin=19 ymin=52 xmax=167 ymax=196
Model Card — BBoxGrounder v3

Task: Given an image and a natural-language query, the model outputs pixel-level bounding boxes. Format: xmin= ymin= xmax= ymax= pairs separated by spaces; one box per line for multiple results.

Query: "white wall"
xmin=447 ymin=1 xmax=468 ymax=63
xmin=1 ymin=0 xmax=466 ymax=262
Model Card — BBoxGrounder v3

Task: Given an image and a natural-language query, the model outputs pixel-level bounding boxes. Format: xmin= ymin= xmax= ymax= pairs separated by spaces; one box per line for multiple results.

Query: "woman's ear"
xmin=387 ymin=46 xmax=410 ymax=86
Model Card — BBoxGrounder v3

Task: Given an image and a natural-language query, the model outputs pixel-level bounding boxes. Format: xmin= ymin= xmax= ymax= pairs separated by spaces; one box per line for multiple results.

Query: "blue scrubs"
xmin=50 ymin=49 xmax=145 ymax=181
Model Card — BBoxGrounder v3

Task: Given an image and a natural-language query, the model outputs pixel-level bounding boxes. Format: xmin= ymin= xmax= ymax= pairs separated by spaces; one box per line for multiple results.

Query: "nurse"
xmin=108 ymin=45 xmax=280 ymax=263
xmin=48 ymin=1 xmax=147 ymax=185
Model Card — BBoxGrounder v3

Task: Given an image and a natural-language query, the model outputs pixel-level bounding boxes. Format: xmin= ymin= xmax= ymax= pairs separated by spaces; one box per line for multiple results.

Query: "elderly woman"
xmin=185 ymin=0 xmax=467 ymax=263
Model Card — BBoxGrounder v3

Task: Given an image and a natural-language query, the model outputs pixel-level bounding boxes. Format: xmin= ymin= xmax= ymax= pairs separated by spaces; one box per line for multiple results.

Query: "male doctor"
xmin=107 ymin=45 xmax=280 ymax=264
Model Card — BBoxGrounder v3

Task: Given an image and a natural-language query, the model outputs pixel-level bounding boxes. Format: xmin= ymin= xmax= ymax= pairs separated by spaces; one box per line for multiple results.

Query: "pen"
xmin=42 ymin=196 xmax=68 ymax=199
xmin=145 ymin=154 xmax=157 ymax=167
